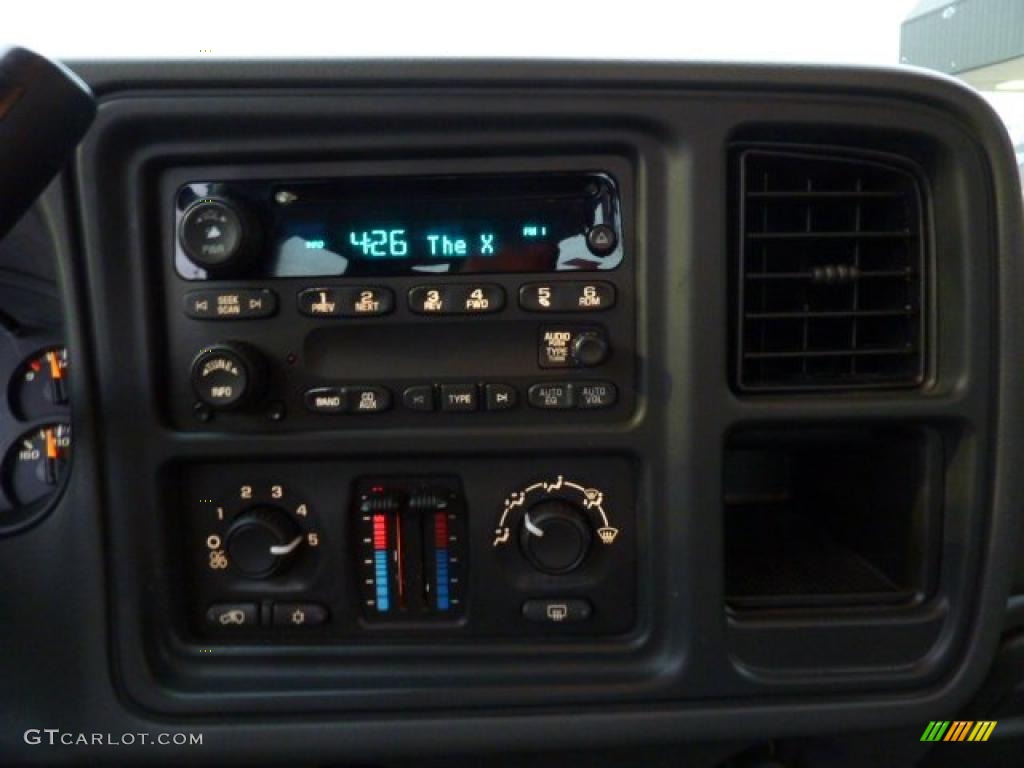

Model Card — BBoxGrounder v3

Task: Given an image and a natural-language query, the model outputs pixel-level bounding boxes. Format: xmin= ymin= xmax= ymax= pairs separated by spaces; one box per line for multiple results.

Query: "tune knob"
xmin=520 ymin=499 xmax=592 ymax=574
xmin=225 ymin=506 xmax=303 ymax=578
xmin=190 ymin=342 xmax=266 ymax=410
xmin=178 ymin=198 xmax=254 ymax=273
xmin=571 ymin=330 xmax=610 ymax=367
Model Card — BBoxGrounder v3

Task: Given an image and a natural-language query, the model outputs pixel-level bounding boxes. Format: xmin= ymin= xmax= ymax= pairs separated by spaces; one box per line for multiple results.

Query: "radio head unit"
xmin=163 ymin=164 xmax=635 ymax=432
xmin=175 ymin=173 xmax=623 ymax=280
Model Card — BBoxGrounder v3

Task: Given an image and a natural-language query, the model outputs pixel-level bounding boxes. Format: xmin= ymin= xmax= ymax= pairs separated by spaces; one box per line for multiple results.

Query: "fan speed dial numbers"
xmin=202 ymin=483 xmax=321 ymax=580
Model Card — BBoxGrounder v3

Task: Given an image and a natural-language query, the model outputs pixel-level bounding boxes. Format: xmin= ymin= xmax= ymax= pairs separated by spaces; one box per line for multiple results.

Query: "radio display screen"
xmin=175 ymin=173 xmax=623 ymax=279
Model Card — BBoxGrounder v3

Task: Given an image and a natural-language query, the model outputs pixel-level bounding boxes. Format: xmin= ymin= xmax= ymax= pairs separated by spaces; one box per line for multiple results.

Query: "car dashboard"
xmin=1 ymin=58 xmax=1023 ymax=766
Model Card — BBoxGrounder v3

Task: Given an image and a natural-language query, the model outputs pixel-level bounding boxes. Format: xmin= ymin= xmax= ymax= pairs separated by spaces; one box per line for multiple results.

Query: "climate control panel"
xmin=183 ymin=457 xmax=635 ymax=639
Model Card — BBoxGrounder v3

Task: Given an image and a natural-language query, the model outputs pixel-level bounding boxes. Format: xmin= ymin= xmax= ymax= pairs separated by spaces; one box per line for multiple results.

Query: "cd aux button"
xmin=348 ymin=386 xmax=392 ymax=413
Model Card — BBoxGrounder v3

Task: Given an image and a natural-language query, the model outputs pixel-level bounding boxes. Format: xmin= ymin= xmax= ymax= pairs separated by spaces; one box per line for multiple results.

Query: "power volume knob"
xmin=190 ymin=342 xmax=266 ymax=410
xmin=225 ymin=506 xmax=302 ymax=578
xmin=178 ymin=198 xmax=253 ymax=273
xmin=520 ymin=500 xmax=593 ymax=575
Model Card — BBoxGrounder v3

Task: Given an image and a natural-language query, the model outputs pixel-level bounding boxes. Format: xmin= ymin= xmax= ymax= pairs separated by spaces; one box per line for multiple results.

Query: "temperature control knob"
xmin=225 ymin=506 xmax=302 ymax=578
xmin=190 ymin=342 xmax=266 ymax=410
xmin=520 ymin=499 xmax=592 ymax=575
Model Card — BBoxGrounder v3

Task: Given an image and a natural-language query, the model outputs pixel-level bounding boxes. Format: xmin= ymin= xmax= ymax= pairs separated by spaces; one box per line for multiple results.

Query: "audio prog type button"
xmin=519 ymin=282 xmax=616 ymax=312
xmin=522 ymin=599 xmax=593 ymax=624
xmin=540 ymin=327 xmax=610 ymax=368
xmin=205 ymin=602 xmax=259 ymax=629
xmin=185 ymin=289 xmax=277 ymax=320
xmin=409 ymin=284 xmax=505 ymax=315
xmin=272 ymin=602 xmax=328 ymax=628
xmin=298 ymin=287 xmax=395 ymax=317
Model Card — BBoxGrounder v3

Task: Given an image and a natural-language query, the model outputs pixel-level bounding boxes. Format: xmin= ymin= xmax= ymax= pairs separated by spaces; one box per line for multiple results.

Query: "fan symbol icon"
xmin=290 ymin=609 xmax=306 ymax=625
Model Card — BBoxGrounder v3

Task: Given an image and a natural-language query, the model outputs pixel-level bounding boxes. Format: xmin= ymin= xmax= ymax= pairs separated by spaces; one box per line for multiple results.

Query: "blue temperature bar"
xmin=374 ymin=551 xmax=390 ymax=612
xmin=435 ymin=550 xmax=450 ymax=611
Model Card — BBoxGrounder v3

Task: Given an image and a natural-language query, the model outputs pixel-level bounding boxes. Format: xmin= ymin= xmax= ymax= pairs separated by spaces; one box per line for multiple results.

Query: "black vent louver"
xmin=735 ymin=148 xmax=926 ymax=391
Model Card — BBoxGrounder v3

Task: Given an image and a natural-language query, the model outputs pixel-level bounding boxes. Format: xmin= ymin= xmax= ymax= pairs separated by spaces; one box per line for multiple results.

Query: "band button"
xmin=304 ymin=387 xmax=346 ymax=413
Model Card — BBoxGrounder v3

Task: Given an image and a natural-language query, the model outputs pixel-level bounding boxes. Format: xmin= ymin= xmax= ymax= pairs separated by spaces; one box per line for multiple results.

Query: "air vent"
xmin=735 ymin=148 xmax=926 ymax=391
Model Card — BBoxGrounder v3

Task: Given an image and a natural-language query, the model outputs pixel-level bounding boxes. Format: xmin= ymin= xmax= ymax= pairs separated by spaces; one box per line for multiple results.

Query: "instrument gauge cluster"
xmin=0 ymin=340 xmax=72 ymax=534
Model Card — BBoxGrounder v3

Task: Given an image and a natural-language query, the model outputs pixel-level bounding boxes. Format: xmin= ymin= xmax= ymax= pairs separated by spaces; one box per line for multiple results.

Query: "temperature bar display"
xmin=355 ymin=478 xmax=466 ymax=622
xmin=372 ymin=513 xmax=390 ymax=612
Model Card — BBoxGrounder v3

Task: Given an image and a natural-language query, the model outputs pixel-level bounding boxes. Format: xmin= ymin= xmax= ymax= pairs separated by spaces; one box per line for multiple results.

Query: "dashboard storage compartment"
xmin=724 ymin=427 xmax=941 ymax=609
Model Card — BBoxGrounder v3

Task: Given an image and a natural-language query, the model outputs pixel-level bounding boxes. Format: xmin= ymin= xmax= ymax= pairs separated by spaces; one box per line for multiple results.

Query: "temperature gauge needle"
xmin=46 ymin=350 xmax=67 ymax=404
xmin=44 ymin=428 xmax=59 ymax=485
